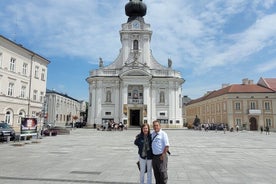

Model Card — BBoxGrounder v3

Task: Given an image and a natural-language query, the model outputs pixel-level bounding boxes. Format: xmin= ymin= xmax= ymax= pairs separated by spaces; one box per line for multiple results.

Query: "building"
xmin=0 ymin=35 xmax=50 ymax=132
xmin=186 ymin=78 xmax=276 ymax=131
xmin=86 ymin=0 xmax=184 ymax=128
xmin=45 ymin=89 xmax=81 ymax=127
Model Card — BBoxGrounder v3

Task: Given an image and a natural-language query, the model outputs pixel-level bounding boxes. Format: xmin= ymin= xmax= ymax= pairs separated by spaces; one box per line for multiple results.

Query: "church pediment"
xmin=120 ymin=68 xmax=152 ymax=78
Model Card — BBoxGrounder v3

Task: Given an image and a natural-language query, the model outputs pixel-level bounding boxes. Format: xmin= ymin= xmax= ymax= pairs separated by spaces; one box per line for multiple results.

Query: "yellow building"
xmin=186 ymin=78 xmax=276 ymax=131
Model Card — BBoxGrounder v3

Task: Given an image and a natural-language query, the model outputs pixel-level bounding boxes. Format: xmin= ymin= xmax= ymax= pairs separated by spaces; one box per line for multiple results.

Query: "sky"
xmin=1 ymin=0 xmax=276 ymax=101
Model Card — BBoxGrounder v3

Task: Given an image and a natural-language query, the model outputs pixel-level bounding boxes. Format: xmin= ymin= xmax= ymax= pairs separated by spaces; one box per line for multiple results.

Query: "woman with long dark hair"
xmin=134 ymin=123 xmax=153 ymax=184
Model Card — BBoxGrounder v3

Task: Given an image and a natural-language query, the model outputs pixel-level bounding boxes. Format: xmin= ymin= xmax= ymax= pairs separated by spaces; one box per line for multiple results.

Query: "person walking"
xmin=151 ymin=120 xmax=170 ymax=184
xmin=134 ymin=123 xmax=153 ymax=184
xmin=265 ymin=125 xmax=270 ymax=135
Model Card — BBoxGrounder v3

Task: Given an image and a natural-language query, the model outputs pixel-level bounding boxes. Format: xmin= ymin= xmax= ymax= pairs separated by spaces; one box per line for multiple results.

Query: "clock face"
xmin=132 ymin=20 xmax=140 ymax=29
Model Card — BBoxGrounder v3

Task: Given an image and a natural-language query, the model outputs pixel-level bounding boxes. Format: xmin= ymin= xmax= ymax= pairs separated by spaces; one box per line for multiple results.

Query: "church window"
xmin=133 ymin=40 xmax=139 ymax=50
xmin=133 ymin=90 xmax=138 ymax=99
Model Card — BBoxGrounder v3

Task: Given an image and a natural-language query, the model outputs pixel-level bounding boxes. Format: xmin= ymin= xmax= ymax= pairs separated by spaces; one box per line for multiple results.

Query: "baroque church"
xmin=86 ymin=0 xmax=184 ymax=128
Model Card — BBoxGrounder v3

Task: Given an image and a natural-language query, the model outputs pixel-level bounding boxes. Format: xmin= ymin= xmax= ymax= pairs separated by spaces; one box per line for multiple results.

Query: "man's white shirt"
xmin=151 ymin=129 xmax=169 ymax=155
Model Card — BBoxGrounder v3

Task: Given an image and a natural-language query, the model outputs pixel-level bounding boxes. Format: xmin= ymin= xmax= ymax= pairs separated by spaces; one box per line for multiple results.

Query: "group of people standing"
xmin=134 ymin=120 xmax=170 ymax=184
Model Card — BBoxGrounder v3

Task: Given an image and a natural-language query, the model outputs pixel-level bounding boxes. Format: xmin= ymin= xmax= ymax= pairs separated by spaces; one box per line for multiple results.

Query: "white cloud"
xmin=256 ymin=58 xmax=276 ymax=73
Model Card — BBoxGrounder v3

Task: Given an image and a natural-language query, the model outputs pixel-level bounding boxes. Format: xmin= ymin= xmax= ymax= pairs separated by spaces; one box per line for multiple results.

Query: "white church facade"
xmin=86 ymin=0 xmax=184 ymax=128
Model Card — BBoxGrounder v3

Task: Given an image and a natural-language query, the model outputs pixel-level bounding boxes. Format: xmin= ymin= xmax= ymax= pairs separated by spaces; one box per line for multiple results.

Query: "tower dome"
xmin=125 ymin=0 xmax=147 ymax=22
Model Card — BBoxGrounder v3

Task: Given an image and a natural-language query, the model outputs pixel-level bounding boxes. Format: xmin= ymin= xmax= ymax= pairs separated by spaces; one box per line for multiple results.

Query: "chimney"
xmin=242 ymin=78 xmax=249 ymax=85
xmin=222 ymin=83 xmax=230 ymax=88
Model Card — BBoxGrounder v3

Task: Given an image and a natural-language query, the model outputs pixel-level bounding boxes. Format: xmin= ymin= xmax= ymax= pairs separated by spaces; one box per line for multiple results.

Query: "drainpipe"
xmin=27 ymin=54 xmax=35 ymax=117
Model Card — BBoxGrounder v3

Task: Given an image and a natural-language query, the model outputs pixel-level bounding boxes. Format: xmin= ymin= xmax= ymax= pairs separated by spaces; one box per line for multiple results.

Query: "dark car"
xmin=74 ymin=122 xmax=86 ymax=128
xmin=0 ymin=122 xmax=16 ymax=141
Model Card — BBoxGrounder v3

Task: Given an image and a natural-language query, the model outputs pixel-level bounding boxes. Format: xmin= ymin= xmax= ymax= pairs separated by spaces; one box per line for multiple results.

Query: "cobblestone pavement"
xmin=0 ymin=128 xmax=276 ymax=184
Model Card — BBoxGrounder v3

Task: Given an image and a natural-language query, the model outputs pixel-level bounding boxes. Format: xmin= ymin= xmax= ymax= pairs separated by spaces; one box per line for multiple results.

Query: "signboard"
xmin=21 ymin=118 xmax=38 ymax=135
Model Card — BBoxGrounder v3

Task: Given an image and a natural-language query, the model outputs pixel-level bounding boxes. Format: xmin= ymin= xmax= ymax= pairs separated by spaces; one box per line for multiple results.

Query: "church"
xmin=86 ymin=0 xmax=184 ymax=128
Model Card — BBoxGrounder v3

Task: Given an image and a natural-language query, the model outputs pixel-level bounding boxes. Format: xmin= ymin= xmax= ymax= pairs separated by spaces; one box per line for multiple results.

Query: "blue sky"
xmin=1 ymin=0 xmax=276 ymax=101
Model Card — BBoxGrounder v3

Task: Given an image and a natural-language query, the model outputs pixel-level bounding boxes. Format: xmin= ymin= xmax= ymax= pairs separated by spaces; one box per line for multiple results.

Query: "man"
xmin=151 ymin=120 xmax=170 ymax=184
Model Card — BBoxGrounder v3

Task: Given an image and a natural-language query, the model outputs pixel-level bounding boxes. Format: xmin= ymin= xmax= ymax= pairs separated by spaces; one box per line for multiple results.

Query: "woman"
xmin=134 ymin=123 xmax=153 ymax=184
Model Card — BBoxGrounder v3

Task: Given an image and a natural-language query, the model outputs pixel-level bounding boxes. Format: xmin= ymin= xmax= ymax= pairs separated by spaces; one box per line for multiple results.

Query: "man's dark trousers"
xmin=152 ymin=154 xmax=168 ymax=184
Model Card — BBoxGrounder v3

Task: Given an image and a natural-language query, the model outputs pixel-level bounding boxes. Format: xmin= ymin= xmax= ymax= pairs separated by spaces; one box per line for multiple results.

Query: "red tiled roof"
xmin=262 ymin=78 xmax=276 ymax=91
xmin=187 ymin=83 xmax=274 ymax=105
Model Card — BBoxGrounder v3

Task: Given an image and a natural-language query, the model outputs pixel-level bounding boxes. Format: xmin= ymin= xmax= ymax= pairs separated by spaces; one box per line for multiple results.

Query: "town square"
xmin=1 ymin=128 xmax=276 ymax=184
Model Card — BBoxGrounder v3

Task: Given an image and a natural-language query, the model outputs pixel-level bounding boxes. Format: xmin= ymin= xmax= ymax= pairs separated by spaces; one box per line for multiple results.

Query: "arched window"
xmin=133 ymin=40 xmax=138 ymax=50
xmin=5 ymin=111 xmax=13 ymax=125
xmin=18 ymin=111 xmax=26 ymax=124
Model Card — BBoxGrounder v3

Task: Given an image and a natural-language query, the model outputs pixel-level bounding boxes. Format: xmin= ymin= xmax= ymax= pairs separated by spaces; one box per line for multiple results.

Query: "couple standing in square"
xmin=134 ymin=120 xmax=170 ymax=184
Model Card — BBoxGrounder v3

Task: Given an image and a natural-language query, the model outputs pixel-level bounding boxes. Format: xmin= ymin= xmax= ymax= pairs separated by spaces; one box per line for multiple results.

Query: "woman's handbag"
xmin=136 ymin=161 xmax=147 ymax=173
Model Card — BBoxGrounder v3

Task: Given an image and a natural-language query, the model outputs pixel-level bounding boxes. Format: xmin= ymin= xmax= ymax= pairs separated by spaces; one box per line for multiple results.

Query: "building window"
xmin=216 ymin=103 xmax=220 ymax=112
xmin=18 ymin=111 xmax=25 ymax=124
xmin=235 ymin=102 xmax=241 ymax=110
xmin=250 ymin=101 xmax=256 ymax=109
xmin=105 ymin=112 xmax=111 ymax=115
xmin=10 ymin=58 xmax=16 ymax=72
xmin=0 ymin=52 xmax=2 ymax=68
xmin=20 ymin=85 xmax=26 ymax=98
xmin=235 ymin=118 xmax=242 ymax=126
xmin=265 ymin=118 xmax=272 ymax=127
xmin=8 ymin=82 xmax=14 ymax=96
xmin=22 ymin=63 xmax=28 ymax=75
xmin=223 ymin=102 xmax=226 ymax=111
xmin=33 ymin=90 xmax=38 ymax=101
xmin=40 ymin=92 xmax=44 ymax=102
xmin=5 ymin=111 xmax=12 ymax=125
xmin=133 ymin=40 xmax=139 ymax=50
xmin=41 ymin=68 xmax=45 ymax=80
xmin=133 ymin=90 xmax=138 ymax=99
xmin=35 ymin=66 xmax=39 ymax=78
xmin=264 ymin=101 xmax=271 ymax=111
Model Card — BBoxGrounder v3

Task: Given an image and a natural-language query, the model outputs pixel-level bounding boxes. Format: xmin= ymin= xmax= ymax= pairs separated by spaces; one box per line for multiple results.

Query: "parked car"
xmin=0 ymin=122 xmax=16 ymax=141
xmin=74 ymin=122 xmax=86 ymax=128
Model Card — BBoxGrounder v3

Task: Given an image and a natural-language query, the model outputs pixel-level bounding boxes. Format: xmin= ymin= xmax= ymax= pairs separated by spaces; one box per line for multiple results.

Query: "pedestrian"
xmin=134 ymin=123 xmax=153 ymax=184
xmin=236 ymin=125 xmax=239 ymax=132
xmin=151 ymin=120 xmax=170 ymax=184
xmin=265 ymin=125 xmax=270 ymax=135
xmin=260 ymin=126 xmax=263 ymax=134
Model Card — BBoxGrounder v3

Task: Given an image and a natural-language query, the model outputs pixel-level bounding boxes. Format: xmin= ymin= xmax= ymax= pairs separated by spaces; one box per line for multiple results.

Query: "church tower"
xmin=86 ymin=0 xmax=185 ymax=128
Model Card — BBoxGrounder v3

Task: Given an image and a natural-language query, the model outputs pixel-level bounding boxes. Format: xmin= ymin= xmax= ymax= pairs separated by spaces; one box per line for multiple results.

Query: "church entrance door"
xmin=130 ymin=109 xmax=140 ymax=126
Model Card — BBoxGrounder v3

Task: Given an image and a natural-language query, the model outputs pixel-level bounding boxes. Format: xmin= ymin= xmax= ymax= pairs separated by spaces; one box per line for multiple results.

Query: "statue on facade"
xmin=99 ymin=57 xmax=103 ymax=68
xmin=168 ymin=58 xmax=172 ymax=68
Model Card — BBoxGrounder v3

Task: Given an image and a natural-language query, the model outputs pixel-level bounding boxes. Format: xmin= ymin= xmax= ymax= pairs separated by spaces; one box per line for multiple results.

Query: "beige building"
xmin=186 ymin=78 xmax=276 ymax=131
xmin=0 ymin=35 xmax=50 ymax=132
xmin=45 ymin=89 xmax=81 ymax=127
